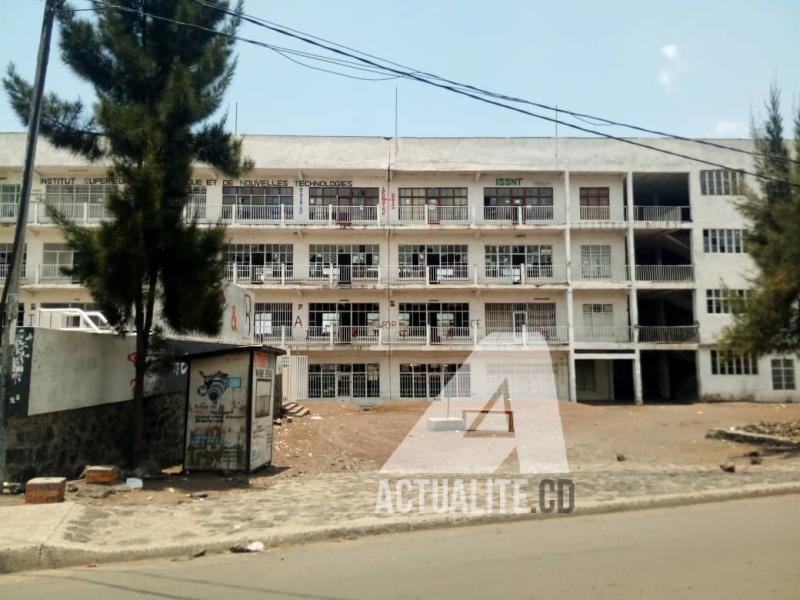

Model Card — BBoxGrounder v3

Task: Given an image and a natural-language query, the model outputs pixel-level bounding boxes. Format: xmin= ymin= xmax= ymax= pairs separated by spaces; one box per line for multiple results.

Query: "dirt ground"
xmin=4 ymin=400 xmax=800 ymax=507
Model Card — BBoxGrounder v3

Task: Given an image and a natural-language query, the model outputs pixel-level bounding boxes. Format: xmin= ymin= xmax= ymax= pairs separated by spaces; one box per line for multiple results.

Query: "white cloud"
xmin=712 ymin=120 xmax=748 ymax=137
xmin=658 ymin=69 xmax=674 ymax=91
xmin=661 ymin=44 xmax=679 ymax=60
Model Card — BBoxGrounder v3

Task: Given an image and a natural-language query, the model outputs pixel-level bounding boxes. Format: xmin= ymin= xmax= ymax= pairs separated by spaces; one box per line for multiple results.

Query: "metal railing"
xmin=36 ymin=264 xmax=80 ymax=284
xmin=634 ymin=205 xmax=691 ymax=222
xmin=635 ymin=265 xmax=694 ymax=282
xmin=573 ymin=264 xmax=630 ymax=282
xmin=35 ymin=308 xmax=113 ymax=334
xmin=478 ymin=263 xmax=568 ymax=284
xmin=574 ymin=325 xmax=633 ymax=343
xmin=220 ymin=204 xmax=293 ymax=223
xmin=308 ymin=204 xmax=379 ymax=224
xmin=0 ymin=264 xmax=27 ymax=280
xmin=637 ymin=325 xmax=699 ymax=343
xmin=481 ymin=205 xmax=557 ymax=223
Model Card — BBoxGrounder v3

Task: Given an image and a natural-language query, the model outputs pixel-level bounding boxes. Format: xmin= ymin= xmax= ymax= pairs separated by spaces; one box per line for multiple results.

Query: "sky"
xmin=0 ymin=0 xmax=798 ymax=139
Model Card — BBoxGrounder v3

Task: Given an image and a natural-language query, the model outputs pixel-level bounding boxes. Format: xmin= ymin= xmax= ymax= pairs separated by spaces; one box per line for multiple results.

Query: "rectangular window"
xmin=579 ymin=187 xmax=610 ymax=220
xmin=582 ymin=304 xmax=613 ymax=328
xmin=705 ymin=289 xmax=748 ymax=314
xmin=483 ymin=187 xmax=554 ymax=221
xmin=0 ymin=243 xmax=26 ymax=279
xmin=184 ymin=185 xmax=207 ymax=220
xmin=700 ymin=170 xmax=743 ymax=195
xmin=308 ymin=363 xmax=380 ymax=399
xmin=484 ymin=245 xmax=553 ymax=279
xmin=400 ymin=363 xmax=470 ymax=398
xmin=580 ymin=244 xmax=612 ymax=278
xmin=703 ymin=229 xmax=744 ymax=253
xmin=771 ymin=358 xmax=795 ymax=390
xmin=710 ymin=350 xmax=758 ymax=375
xmin=226 ymin=244 xmax=293 ymax=282
xmin=398 ymin=188 xmax=468 ymax=221
xmin=254 ymin=302 xmax=292 ymax=339
xmin=308 ymin=244 xmax=380 ymax=280
xmin=309 ymin=187 xmax=378 ymax=221
xmin=222 ymin=186 xmax=293 ymax=220
xmin=0 ymin=184 xmax=20 ymax=219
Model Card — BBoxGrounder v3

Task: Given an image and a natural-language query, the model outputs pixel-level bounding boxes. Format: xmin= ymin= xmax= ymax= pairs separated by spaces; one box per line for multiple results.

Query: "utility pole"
xmin=0 ymin=0 xmax=60 ymax=488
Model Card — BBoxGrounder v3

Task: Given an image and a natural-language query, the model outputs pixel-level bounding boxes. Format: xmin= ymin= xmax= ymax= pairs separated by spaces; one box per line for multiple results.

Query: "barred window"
xmin=254 ymin=302 xmax=292 ymax=338
xmin=226 ymin=244 xmax=293 ymax=266
xmin=0 ymin=243 xmax=26 ymax=278
xmin=45 ymin=183 xmax=116 ymax=205
xmin=399 ymin=188 xmax=468 ymax=207
xmin=580 ymin=244 xmax=612 ymax=278
xmin=710 ymin=350 xmax=758 ymax=375
xmin=309 ymin=187 xmax=378 ymax=206
xmin=703 ymin=229 xmax=743 ymax=253
xmin=184 ymin=185 xmax=207 ymax=220
xmin=771 ymin=358 xmax=795 ymax=391
xmin=0 ymin=184 xmax=20 ymax=218
xmin=582 ymin=304 xmax=613 ymax=328
xmin=308 ymin=363 xmax=380 ymax=399
xmin=483 ymin=187 xmax=553 ymax=207
xmin=700 ymin=170 xmax=743 ymax=195
xmin=705 ymin=289 xmax=748 ymax=314
xmin=400 ymin=363 xmax=471 ymax=398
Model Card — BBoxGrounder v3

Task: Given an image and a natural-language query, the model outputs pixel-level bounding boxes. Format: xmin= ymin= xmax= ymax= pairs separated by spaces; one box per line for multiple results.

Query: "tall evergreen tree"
xmin=3 ymin=0 xmax=251 ymax=464
xmin=722 ymin=88 xmax=800 ymax=354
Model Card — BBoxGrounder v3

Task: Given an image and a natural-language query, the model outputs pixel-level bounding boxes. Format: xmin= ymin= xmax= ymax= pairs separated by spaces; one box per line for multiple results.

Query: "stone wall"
xmin=6 ymin=393 xmax=186 ymax=482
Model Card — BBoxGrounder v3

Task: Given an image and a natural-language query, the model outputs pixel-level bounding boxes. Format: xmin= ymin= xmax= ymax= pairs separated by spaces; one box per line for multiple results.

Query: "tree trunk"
xmin=131 ymin=292 xmax=147 ymax=467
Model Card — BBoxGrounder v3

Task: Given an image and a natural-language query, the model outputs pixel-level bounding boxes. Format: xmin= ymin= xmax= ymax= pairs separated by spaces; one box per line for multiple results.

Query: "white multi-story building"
xmin=0 ymin=133 xmax=796 ymax=403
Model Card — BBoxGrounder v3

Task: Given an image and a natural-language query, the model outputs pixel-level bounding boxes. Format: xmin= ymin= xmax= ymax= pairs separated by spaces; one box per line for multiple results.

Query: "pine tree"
xmin=722 ymin=88 xmax=800 ymax=354
xmin=3 ymin=0 xmax=251 ymax=465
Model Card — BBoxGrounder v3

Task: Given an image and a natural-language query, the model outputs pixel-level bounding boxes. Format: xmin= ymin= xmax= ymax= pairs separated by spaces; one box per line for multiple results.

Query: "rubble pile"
xmin=740 ymin=420 xmax=800 ymax=439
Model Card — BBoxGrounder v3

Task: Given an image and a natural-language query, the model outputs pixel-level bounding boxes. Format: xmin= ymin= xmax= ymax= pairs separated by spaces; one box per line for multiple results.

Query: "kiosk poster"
xmin=185 ymin=353 xmax=249 ymax=471
xmin=249 ymin=351 xmax=275 ymax=470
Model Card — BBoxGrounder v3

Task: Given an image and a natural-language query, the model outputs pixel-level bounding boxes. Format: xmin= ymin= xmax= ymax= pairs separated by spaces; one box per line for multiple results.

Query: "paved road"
xmin=1 ymin=495 xmax=798 ymax=599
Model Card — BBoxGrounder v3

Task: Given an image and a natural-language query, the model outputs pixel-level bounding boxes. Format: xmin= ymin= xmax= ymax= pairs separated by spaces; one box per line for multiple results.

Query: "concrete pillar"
xmin=633 ymin=348 xmax=643 ymax=405
xmin=564 ymin=170 xmax=578 ymax=403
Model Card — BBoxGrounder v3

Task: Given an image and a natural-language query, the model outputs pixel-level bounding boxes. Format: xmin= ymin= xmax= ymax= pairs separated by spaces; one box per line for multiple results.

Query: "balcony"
xmin=35 ymin=264 xmax=81 ymax=284
xmin=574 ymin=325 xmax=633 ymax=343
xmin=572 ymin=264 xmax=630 ymax=284
xmin=397 ymin=205 xmax=471 ymax=225
xmin=633 ymin=205 xmax=691 ymax=223
xmin=308 ymin=204 xmax=379 ymax=225
xmin=637 ymin=325 xmax=699 ymax=343
xmin=480 ymin=205 xmax=562 ymax=225
xmin=635 ymin=265 xmax=694 ymax=283
xmin=220 ymin=204 xmax=292 ymax=224
xmin=574 ymin=205 xmax=627 ymax=224
xmin=477 ymin=264 xmax=568 ymax=285
xmin=254 ymin=324 xmax=569 ymax=348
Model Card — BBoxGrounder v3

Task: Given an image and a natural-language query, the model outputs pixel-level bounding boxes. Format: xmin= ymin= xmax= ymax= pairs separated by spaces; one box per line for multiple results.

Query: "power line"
xmin=184 ymin=0 xmax=800 ymax=189
xmin=81 ymin=0 xmax=799 ymax=189
xmin=190 ymin=0 xmax=799 ymax=168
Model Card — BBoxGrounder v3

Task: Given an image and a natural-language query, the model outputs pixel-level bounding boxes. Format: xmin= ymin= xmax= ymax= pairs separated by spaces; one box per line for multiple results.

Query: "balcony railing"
xmin=481 ymin=205 xmax=558 ymax=223
xmin=478 ymin=264 xmax=568 ymax=285
xmin=637 ymin=325 xmax=699 ymax=343
xmin=634 ymin=205 xmax=691 ymax=222
xmin=484 ymin=325 xmax=569 ymax=345
xmin=0 ymin=264 xmax=27 ymax=280
xmin=388 ymin=264 xmax=473 ymax=286
xmin=36 ymin=264 xmax=80 ymax=284
xmin=574 ymin=325 xmax=633 ymax=343
xmin=308 ymin=204 xmax=379 ymax=224
xmin=635 ymin=265 xmax=694 ymax=282
xmin=572 ymin=264 xmax=630 ymax=282
xmin=220 ymin=204 xmax=292 ymax=223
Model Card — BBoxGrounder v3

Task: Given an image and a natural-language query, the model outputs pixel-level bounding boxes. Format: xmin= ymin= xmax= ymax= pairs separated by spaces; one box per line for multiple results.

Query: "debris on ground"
xmin=231 ymin=541 xmax=264 ymax=553
xmin=125 ymin=478 xmax=144 ymax=490
xmin=616 ymin=453 xmax=626 ymax=462
xmin=740 ymin=420 xmax=800 ymax=439
xmin=191 ymin=549 xmax=207 ymax=559
xmin=720 ymin=463 xmax=736 ymax=473
xmin=706 ymin=427 xmax=800 ymax=449
xmin=25 ymin=477 xmax=67 ymax=504
xmin=3 ymin=482 xmax=24 ymax=495
xmin=751 ymin=457 xmax=763 ymax=465
xmin=85 ymin=465 xmax=120 ymax=485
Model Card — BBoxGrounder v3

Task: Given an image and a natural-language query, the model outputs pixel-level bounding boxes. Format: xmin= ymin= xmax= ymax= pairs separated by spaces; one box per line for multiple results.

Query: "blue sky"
xmin=1 ymin=0 xmax=798 ymax=138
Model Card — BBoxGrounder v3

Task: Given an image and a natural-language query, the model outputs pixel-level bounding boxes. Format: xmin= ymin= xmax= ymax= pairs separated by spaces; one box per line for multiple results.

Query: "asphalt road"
xmin=1 ymin=495 xmax=799 ymax=599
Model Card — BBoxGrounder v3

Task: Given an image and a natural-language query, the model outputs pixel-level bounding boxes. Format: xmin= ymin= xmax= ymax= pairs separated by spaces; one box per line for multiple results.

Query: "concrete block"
xmin=25 ymin=477 xmax=66 ymax=504
xmin=427 ymin=417 xmax=466 ymax=431
xmin=85 ymin=465 xmax=120 ymax=485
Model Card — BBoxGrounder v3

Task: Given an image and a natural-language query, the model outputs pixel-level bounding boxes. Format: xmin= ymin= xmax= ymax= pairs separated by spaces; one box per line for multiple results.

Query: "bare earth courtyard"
xmin=3 ymin=400 xmax=798 ymax=508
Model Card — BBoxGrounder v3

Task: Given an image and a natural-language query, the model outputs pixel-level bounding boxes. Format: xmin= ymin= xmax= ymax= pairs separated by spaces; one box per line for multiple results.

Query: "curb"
xmin=4 ymin=481 xmax=800 ymax=575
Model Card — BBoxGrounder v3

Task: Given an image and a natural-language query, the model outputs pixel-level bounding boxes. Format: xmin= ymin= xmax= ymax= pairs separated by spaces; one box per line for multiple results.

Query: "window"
xmin=484 ymin=302 xmax=557 ymax=331
xmin=398 ymin=188 xmax=468 ymax=220
xmin=400 ymin=363 xmax=470 ymax=398
xmin=710 ymin=350 xmax=758 ymax=375
xmin=308 ymin=363 xmax=379 ymax=399
xmin=700 ymin=170 xmax=743 ymax=195
xmin=42 ymin=243 xmax=74 ymax=269
xmin=308 ymin=244 xmax=379 ymax=280
xmin=703 ymin=229 xmax=744 ymax=253
xmin=582 ymin=304 xmax=613 ymax=328
xmin=45 ymin=183 xmax=116 ymax=220
xmin=0 ymin=243 xmax=26 ymax=279
xmin=0 ymin=184 xmax=20 ymax=219
xmin=580 ymin=245 xmax=612 ymax=278
xmin=483 ymin=187 xmax=554 ymax=220
xmin=576 ymin=362 xmax=596 ymax=392
xmin=771 ymin=358 xmax=796 ymax=390
xmin=579 ymin=187 xmax=610 ymax=220
xmin=184 ymin=185 xmax=207 ymax=220
xmin=254 ymin=303 xmax=292 ymax=339
xmin=484 ymin=245 xmax=553 ymax=278
xmin=226 ymin=244 xmax=293 ymax=282
xmin=309 ymin=187 xmax=378 ymax=220
xmin=222 ymin=186 xmax=293 ymax=219
xmin=706 ymin=289 xmax=748 ymax=314
xmin=308 ymin=303 xmax=380 ymax=338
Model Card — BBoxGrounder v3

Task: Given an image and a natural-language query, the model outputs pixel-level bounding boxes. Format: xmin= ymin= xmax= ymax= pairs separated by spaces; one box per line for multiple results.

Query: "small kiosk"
xmin=181 ymin=345 xmax=285 ymax=473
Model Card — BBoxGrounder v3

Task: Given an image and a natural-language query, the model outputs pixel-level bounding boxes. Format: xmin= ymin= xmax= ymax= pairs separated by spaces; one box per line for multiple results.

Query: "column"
xmin=564 ymin=170 xmax=577 ymax=402
xmin=626 ymin=172 xmax=643 ymax=405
